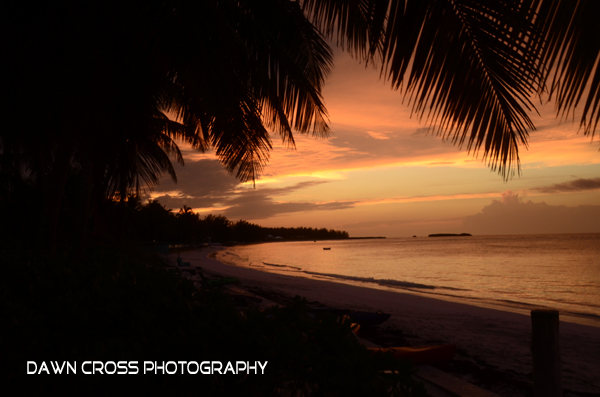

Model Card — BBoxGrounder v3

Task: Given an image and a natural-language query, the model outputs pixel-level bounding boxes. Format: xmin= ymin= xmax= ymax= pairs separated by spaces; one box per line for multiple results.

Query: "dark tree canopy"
xmin=1 ymin=0 xmax=598 ymax=253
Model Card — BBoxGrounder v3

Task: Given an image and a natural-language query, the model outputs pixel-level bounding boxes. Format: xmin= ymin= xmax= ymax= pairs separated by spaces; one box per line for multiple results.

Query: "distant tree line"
xmin=0 ymin=177 xmax=347 ymax=252
xmin=94 ymin=197 xmax=349 ymax=245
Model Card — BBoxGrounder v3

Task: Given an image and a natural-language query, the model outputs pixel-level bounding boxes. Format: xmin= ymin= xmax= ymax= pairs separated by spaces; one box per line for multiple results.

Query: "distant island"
xmin=428 ymin=233 xmax=472 ymax=237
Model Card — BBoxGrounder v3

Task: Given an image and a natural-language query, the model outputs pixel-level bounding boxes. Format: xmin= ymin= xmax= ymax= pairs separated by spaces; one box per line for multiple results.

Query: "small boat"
xmin=323 ymin=247 xmax=331 ymax=250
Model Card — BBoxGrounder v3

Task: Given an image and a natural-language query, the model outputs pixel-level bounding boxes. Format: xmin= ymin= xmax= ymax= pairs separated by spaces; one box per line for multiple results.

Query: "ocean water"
xmin=215 ymin=234 xmax=600 ymax=324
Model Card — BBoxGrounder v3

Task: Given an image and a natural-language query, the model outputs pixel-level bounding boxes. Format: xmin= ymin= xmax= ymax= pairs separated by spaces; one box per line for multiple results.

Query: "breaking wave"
xmin=302 ymin=271 xmax=437 ymax=290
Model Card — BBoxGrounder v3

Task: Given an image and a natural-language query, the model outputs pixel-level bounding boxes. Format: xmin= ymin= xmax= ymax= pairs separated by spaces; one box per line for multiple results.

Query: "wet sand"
xmin=173 ymin=247 xmax=600 ymax=396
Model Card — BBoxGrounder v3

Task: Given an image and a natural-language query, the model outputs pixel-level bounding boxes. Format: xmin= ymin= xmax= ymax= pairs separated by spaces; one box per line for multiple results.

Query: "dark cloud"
xmin=341 ymin=217 xmax=465 ymax=230
xmin=463 ymin=190 xmax=600 ymax=235
xmin=224 ymin=200 xmax=356 ymax=220
xmin=411 ymin=127 xmax=429 ymax=136
xmin=161 ymin=158 xmax=239 ymax=196
xmin=324 ymin=123 xmax=458 ymax=164
xmin=144 ymin=158 xmax=240 ymax=209
xmin=222 ymin=181 xmax=357 ymax=220
xmin=147 ymin=165 xmax=357 ymax=219
xmin=341 ymin=218 xmax=415 ymax=229
xmin=531 ymin=177 xmax=600 ymax=194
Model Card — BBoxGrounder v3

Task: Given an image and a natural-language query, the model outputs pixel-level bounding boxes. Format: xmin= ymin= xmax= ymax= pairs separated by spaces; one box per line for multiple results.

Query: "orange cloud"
xmin=353 ymin=192 xmax=503 ymax=206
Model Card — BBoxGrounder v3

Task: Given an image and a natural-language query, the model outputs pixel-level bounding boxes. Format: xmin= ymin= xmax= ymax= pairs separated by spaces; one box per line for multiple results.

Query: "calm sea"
xmin=215 ymin=234 xmax=600 ymax=324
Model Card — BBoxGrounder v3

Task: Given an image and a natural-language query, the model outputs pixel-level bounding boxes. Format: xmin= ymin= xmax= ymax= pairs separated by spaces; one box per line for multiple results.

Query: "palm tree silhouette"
xmin=302 ymin=0 xmax=599 ymax=177
xmin=2 ymin=0 xmax=598 ymax=253
xmin=3 ymin=0 xmax=332 ymax=252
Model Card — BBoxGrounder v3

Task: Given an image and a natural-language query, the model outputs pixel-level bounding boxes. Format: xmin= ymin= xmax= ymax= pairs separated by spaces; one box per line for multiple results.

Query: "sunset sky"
xmin=150 ymin=47 xmax=600 ymax=237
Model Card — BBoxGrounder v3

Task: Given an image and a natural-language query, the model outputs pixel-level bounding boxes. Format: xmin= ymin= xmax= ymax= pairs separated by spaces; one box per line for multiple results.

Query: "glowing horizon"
xmin=152 ymin=48 xmax=600 ymax=237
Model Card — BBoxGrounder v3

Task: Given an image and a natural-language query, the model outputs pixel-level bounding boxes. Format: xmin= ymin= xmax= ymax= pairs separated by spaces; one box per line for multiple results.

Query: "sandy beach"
xmin=173 ymin=247 xmax=600 ymax=396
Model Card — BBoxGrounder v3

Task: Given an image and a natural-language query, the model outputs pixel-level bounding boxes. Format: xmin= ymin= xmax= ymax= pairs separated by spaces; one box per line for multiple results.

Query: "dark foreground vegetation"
xmin=3 ymin=245 xmax=425 ymax=395
xmin=6 ymin=0 xmax=596 ymax=393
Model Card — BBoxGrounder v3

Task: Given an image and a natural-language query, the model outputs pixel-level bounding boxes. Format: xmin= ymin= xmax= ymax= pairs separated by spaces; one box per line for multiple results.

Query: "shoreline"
xmin=174 ymin=247 xmax=600 ymax=396
xmin=215 ymin=244 xmax=600 ymax=328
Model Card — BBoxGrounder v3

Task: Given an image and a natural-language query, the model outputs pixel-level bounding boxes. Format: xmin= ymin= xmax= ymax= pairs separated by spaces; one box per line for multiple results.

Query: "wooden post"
xmin=531 ymin=309 xmax=562 ymax=397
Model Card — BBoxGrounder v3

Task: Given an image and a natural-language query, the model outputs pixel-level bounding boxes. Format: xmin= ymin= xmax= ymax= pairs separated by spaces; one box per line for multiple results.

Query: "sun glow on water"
xmin=219 ymin=234 xmax=600 ymax=323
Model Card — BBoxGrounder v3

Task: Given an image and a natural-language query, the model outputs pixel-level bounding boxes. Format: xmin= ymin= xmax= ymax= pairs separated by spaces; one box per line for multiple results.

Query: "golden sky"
xmin=152 ymin=48 xmax=600 ymax=237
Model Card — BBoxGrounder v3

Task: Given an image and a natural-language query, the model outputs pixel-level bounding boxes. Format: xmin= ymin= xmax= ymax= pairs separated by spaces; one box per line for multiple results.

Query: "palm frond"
xmin=301 ymin=0 xmax=389 ymax=61
xmin=162 ymin=0 xmax=333 ymax=180
xmin=209 ymin=90 xmax=273 ymax=183
xmin=232 ymin=0 xmax=334 ymax=144
xmin=390 ymin=0 xmax=543 ymax=176
xmin=304 ymin=0 xmax=551 ymax=177
xmin=536 ymin=0 xmax=600 ymax=137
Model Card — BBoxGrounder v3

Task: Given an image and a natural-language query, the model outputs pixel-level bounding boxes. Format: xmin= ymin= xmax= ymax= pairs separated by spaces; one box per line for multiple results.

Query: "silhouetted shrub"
xmin=3 ymin=247 xmax=424 ymax=396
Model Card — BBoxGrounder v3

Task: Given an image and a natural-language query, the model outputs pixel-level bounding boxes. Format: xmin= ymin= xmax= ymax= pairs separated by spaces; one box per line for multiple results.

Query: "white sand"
xmin=174 ymin=248 xmax=600 ymax=395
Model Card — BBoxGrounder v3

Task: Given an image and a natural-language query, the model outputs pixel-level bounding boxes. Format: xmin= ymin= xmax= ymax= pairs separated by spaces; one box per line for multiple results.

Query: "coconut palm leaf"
xmin=101 ymin=128 xmax=183 ymax=201
xmin=228 ymin=0 xmax=333 ymax=142
xmin=304 ymin=0 xmax=549 ymax=177
xmin=158 ymin=0 xmax=333 ymax=182
xmin=305 ymin=0 xmax=589 ymax=177
xmin=535 ymin=0 xmax=600 ymax=137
